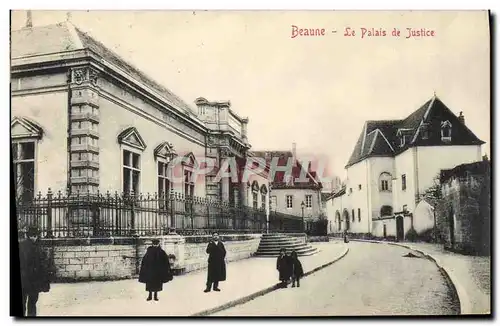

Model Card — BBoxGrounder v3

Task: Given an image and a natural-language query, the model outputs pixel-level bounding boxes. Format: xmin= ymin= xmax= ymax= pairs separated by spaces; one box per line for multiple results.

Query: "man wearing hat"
xmin=19 ymin=226 xmax=51 ymax=316
xmin=204 ymin=232 xmax=226 ymax=293
xmin=138 ymin=238 xmax=173 ymax=302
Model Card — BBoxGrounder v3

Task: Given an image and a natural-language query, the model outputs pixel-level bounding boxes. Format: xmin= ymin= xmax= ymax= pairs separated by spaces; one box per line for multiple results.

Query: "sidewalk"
xmin=355 ymin=239 xmax=491 ymax=315
xmin=37 ymin=240 xmax=348 ymax=316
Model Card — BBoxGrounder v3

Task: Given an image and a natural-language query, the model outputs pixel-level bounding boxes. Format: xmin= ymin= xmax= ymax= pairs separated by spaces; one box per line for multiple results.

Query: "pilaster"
xmin=69 ymin=66 xmax=101 ymax=194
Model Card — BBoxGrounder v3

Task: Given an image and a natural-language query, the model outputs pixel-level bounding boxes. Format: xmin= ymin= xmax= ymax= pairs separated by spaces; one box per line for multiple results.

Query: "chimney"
xmin=292 ymin=142 xmax=297 ymax=164
xmin=458 ymin=111 xmax=465 ymax=125
xmin=26 ymin=10 xmax=33 ymax=28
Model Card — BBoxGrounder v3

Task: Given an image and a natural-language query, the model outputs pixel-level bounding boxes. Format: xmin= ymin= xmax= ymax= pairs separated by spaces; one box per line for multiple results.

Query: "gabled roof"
xmin=346 ymin=95 xmax=485 ymax=168
xmin=252 ymin=150 xmax=322 ymax=190
xmin=11 ymin=22 xmax=196 ymax=115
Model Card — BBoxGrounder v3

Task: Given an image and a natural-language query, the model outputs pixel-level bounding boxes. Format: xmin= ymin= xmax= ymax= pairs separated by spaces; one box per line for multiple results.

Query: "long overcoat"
xmin=276 ymin=255 xmax=292 ymax=281
xmin=139 ymin=246 xmax=172 ymax=292
xmin=19 ymin=238 xmax=51 ymax=294
xmin=206 ymin=241 xmax=226 ymax=282
xmin=291 ymin=257 xmax=304 ymax=278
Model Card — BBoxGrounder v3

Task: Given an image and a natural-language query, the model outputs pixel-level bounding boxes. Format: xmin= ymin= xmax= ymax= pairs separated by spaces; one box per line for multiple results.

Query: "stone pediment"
xmin=117 ymin=127 xmax=146 ymax=150
xmin=154 ymin=141 xmax=177 ymax=160
xmin=182 ymin=152 xmax=197 ymax=168
xmin=11 ymin=117 xmax=44 ymax=139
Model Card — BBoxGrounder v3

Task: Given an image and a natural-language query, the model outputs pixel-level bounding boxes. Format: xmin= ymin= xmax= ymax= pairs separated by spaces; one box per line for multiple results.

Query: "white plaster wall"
xmin=393 ymin=149 xmax=416 ymax=214
xmin=11 ymin=90 xmax=69 ymax=193
xmin=415 ymin=145 xmax=482 ymax=193
xmin=346 ymin=161 xmax=369 ymax=233
xmin=368 ymin=157 xmax=395 ymax=220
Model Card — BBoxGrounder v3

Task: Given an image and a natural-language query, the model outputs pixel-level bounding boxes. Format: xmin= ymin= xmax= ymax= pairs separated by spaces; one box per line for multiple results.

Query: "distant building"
xmin=437 ymin=159 xmax=491 ymax=255
xmin=326 ymin=95 xmax=484 ymax=239
xmin=252 ymin=143 xmax=322 ymax=221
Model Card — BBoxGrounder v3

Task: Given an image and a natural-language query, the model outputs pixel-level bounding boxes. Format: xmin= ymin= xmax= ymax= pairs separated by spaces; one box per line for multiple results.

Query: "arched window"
xmin=336 ymin=211 xmax=341 ymax=231
xmin=380 ymin=205 xmax=393 ymax=217
xmin=260 ymin=184 xmax=268 ymax=210
xmin=251 ymin=181 xmax=259 ymax=209
xmin=379 ymin=172 xmax=392 ymax=192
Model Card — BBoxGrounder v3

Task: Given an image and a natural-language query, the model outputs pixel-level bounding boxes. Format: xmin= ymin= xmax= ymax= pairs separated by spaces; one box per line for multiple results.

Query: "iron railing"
xmin=15 ymin=190 xmax=304 ymax=238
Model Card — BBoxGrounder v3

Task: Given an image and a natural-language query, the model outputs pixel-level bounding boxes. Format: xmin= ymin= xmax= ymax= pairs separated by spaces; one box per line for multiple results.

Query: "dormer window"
xmin=441 ymin=120 xmax=452 ymax=142
xmin=397 ymin=128 xmax=413 ymax=148
xmin=420 ymin=123 xmax=429 ymax=140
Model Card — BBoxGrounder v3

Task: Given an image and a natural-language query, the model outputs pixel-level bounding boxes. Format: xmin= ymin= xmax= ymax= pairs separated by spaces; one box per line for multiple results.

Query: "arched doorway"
xmin=343 ymin=210 xmax=350 ymax=231
xmin=335 ymin=211 xmax=341 ymax=231
xmin=396 ymin=215 xmax=404 ymax=241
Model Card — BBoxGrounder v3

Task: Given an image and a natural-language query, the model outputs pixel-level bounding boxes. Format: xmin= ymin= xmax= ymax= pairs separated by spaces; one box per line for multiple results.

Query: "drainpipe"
xmin=66 ymin=70 xmax=72 ymax=195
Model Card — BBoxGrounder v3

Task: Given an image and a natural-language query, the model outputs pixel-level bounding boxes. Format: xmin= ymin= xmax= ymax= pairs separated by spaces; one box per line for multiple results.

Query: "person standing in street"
xmin=290 ymin=250 xmax=304 ymax=288
xmin=204 ymin=232 xmax=226 ymax=293
xmin=138 ymin=238 xmax=173 ymax=302
xmin=19 ymin=226 xmax=52 ymax=317
xmin=276 ymin=248 xmax=292 ymax=288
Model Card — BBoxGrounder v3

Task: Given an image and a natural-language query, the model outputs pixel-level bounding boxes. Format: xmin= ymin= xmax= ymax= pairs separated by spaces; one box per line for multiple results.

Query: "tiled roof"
xmin=252 ymin=150 xmax=321 ymax=189
xmin=11 ymin=23 xmax=196 ymax=115
xmin=346 ymin=96 xmax=485 ymax=168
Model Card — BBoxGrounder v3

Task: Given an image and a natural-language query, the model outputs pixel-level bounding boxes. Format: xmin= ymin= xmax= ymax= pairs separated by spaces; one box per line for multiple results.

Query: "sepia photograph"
xmin=10 ymin=9 xmax=491 ymax=317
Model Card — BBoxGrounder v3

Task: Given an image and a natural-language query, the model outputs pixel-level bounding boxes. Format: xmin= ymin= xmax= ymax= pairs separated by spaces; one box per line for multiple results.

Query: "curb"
xmin=352 ymin=239 xmax=471 ymax=315
xmin=191 ymin=246 xmax=350 ymax=316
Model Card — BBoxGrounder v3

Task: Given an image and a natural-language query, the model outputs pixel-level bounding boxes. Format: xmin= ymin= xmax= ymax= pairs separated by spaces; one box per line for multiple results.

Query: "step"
xmin=258 ymin=240 xmax=304 ymax=246
xmin=256 ymin=247 xmax=311 ymax=254
xmin=257 ymin=243 xmax=310 ymax=250
xmin=254 ymin=248 xmax=320 ymax=257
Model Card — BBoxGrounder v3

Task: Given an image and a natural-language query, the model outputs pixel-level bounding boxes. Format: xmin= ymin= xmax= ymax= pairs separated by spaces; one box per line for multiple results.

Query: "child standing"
xmin=276 ymin=248 xmax=292 ymax=288
xmin=139 ymin=238 xmax=173 ymax=302
xmin=290 ymin=250 xmax=304 ymax=288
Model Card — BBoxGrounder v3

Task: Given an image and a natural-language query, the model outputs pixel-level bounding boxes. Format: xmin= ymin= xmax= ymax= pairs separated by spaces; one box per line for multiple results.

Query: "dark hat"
xmin=26 ymin=226 xmax=40 ymax=237
xmin=151 ymin=238 xmax=160 ymax=245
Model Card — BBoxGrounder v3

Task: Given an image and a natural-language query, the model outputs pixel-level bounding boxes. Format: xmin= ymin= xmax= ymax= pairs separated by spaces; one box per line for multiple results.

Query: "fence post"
xmin=46 ymin=188 xmax=53 ymax=238
xmin=130 ymin=192 xmax=136 ymax=236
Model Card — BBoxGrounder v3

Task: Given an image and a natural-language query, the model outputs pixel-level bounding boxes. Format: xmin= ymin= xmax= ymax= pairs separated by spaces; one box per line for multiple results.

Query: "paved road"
xmin=213 ymin=242 xmax=460 ymax=316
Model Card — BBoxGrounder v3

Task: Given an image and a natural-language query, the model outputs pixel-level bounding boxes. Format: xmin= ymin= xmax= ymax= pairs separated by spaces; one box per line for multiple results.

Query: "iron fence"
xmin=15 ymin=190 xmax=304 ymax=238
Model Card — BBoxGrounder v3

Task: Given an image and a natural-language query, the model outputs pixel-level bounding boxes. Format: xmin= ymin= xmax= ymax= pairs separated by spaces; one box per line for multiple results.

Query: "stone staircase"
xmin=254 ymin=233 xmax=319 ymax=257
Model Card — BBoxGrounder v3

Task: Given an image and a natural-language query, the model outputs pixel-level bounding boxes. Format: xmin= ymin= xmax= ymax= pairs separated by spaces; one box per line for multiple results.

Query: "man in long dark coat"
xmin=138 ymin=238 xmax=173 ymax=301
xmin=19 ymin=227 xmax=51 ymax=316
xmin=204 ymin=232 xmax=226 ymax=293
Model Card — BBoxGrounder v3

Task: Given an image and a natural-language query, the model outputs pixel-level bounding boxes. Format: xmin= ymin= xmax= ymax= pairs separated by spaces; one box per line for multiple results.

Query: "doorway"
xmin=383 ymin=224 xmax=387 ymax=238
xmin=448 ymin=207 xmax=455 ymax=248
xmin=396 ymin=216 xmax=404 ymax=241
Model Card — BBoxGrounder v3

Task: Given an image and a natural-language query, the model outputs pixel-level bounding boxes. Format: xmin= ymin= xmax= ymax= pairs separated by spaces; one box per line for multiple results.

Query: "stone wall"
xmin=39 ymin=234 xmax=262 ymax=282
xmin=437 ymin=172 xmax=490 ymax=255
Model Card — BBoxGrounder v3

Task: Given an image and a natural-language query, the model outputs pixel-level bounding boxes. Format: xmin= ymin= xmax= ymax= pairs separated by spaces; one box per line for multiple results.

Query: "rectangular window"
xmin=358 ymin=208 xmax=361 ymax=222
xmin=381 ymin=180 xmax=389 ymax=191
xmin=402 ymin=174 xmax=407 ymax=191
xmin=286 ymin=195 xmax=293 ymax=209
xmin=13 ymin=141 xmax=36 ymax=202
xmin=184 ymin=170 xmax=194 ymax=197
xmin=305 ymin=194 xmax=312 ymax=208
xmin=270 ymin=196 xmax=277 ymax=211
xmin=358 ymin=184 xmax=362 ymax=190
xmin=261 ymin=194 xmax=266 ymax=210
xmin=158 ymin=161 xmax=170 ymax=209
xmin=123 ymin=150 xmax=141 ymax=194
xmin=352 ymin=209 xmax=355 ymax=222
xmin=253 ymin=192 xmax=258 ymax=209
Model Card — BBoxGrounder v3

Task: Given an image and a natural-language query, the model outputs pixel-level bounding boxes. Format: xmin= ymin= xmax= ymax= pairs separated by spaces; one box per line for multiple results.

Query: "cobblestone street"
xmin=213 ymin=242 xmax=460 ymax=316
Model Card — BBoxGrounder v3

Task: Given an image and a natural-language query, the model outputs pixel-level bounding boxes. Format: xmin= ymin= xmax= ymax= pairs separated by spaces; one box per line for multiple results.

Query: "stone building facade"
xmin=11 ymin=21 xmax=269 ymax=209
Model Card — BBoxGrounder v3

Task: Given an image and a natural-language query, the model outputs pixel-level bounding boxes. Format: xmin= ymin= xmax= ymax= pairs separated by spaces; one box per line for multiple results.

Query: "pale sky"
xmin=11 ymin=10 xmax=491 ymax=182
